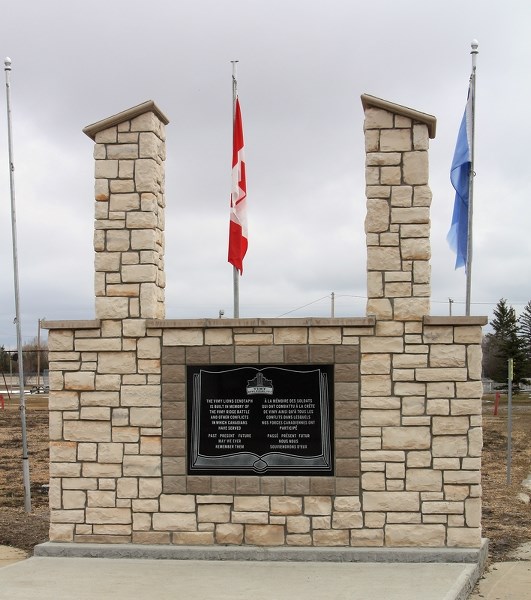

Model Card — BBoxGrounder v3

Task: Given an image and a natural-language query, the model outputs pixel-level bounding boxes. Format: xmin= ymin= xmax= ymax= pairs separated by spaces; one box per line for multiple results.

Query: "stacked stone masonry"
xmin=85 ymin=100 xmax=168 ymax=322
xmin=48 ymin=319 xmax=367 ymax=547
xmin=44 ymin=96 xmax=486 ymax=550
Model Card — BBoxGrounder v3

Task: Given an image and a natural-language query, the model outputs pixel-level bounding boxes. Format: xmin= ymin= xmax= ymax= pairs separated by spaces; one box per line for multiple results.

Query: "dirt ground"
xmin=481 ymin=396 xmax=531 ymax=561
xmin=0 ymin=400 xmax=49 ymax=554
xmin=0 ymin=395 xmax=530 ymax=558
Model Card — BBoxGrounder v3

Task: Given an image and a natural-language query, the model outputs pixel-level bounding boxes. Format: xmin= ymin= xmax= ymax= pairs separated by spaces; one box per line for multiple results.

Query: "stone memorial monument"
xmin=40 ymin=94 xmax=487 ymax=560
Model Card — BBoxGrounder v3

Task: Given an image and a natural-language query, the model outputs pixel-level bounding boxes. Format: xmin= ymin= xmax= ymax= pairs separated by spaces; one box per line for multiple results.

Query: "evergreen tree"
xmin=518 ymin=300 xmax=531 ymax=380
xmin=0 ymin=346 xmax=10 ymax=373
xmin=483 ymin=298 xmax=526 ymax=386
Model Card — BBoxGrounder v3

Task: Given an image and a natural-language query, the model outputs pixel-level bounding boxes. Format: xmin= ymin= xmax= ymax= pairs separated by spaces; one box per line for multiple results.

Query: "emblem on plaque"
xmin=246 ymin=372 xmax=274 ymax=395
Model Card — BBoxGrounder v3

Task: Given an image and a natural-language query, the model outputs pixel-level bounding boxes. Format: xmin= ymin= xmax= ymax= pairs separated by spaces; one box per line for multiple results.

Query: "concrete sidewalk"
xmin=0 ymin=542 xmax=488 ymax=600
xmin=0 ymin=555 xmax=479 ymax=600
xmin=0 ymin=545 xmax=27 ymax=568
xmin=469 ymin=541 xmax=531 ymax=599
xmin=469 ymin=561 xmax=531 ymax=599
xmin=6 ymin=541 xmax=527 ymax=599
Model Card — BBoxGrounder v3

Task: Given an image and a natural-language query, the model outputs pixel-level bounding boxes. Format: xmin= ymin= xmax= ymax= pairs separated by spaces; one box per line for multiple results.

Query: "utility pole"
xmin=37 ymin=318 xmax=41 ymax=388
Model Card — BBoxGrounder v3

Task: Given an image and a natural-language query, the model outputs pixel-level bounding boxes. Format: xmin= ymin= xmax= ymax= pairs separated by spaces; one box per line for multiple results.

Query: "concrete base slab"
xmin=34 ymin=540 xmax=488 ymax=564
xmin=0 ymin=556 xmax=479 ymax=600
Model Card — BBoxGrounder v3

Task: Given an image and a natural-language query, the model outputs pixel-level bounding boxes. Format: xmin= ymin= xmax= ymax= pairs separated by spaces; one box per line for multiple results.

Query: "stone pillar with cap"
xmin=361 ymin=94 xmax=436 ymax=322
xmin=83 ymin=100 xmax=169 ymax=322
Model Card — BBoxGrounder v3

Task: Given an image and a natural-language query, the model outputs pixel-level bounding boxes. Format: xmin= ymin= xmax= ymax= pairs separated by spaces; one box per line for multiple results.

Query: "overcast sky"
xmin=0 ymin=0 xmax=530 ymax=349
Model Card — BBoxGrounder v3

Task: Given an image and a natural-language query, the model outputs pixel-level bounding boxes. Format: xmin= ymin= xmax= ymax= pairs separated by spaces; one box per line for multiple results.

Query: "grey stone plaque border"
xmin=161 ymin=343 xmax=360 ymax=496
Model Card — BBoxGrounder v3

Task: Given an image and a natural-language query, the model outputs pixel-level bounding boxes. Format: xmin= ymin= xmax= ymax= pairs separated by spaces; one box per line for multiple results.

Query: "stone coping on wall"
xmin=82 ymin=99 xmax=169 ymax=140
xmin=41 ymin=317 xmax=376 ymax=330
xmin=150 ymin=317 xmax=376 ymax=328
xmin=41 ymin=320 xmax=101 ymax=330
xmin=41 ymin=316 xmax=488 ymax=330
xmin=423 ymin=316 xmax=488 ymax=326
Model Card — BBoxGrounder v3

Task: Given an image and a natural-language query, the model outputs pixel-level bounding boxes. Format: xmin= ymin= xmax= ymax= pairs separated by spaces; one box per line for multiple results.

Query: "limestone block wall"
xmin=46 ymin=318 xmax=370 ymax=546
xmin=358 ymin=316 xmax=484 ymax=548
xmin=44 ymin=95 xmax=486 ymax=550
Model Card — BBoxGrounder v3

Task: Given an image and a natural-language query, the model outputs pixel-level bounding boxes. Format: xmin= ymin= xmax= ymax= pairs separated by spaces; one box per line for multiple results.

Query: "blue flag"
xmin=447 ymin=85 xmax=473 ymax=270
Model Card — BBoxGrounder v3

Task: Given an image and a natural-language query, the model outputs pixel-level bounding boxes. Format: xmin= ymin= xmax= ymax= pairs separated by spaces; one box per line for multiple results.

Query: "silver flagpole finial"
xmin=4 ymin=57 xmax=12 ymax=70
xmin=470 ymin=40 xmax=479 ymax=73
xmin=231 ymin=60 xmax=239 ymax=83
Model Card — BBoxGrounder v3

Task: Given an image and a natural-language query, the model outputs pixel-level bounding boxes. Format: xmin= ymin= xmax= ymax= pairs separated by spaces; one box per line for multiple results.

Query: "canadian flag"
xmin=228 ymin=97 xmax=248 ymax=274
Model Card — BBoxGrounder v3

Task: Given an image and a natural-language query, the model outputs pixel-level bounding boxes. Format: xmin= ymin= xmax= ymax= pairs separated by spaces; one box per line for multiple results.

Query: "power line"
xmin=275 ymin=294 xmax=530 ymax=320
xmin=276 ymin=295 xmax=330 ymax=318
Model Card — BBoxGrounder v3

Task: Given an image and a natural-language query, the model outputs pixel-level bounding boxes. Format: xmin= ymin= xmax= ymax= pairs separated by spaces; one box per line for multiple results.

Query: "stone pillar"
xmin=359 ymin=96 xmax=485 ymax=549
xmin=83 ymin=100 xmax=169 ymax=320
xmin=362 ymin=95 xmax=436 ymax=322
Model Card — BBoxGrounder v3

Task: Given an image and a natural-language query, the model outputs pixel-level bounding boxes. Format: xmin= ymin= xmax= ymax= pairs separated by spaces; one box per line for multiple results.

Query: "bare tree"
xmin=16 ymin=338 xmax=49 ymax=385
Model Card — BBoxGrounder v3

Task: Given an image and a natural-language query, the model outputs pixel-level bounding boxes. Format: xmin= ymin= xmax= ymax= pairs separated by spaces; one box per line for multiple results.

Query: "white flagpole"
xmin=465 ymin=40 xmax=478 ymax=316
xmin=231 ymin=60 xmax=240 ymax=318
xmin=4 ymin=57 xmax=32 ymax=512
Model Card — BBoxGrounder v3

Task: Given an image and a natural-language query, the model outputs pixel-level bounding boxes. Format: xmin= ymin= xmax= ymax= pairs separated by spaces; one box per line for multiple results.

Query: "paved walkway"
xmin=469 ymin=541 xmax=531 ymax=599
xmin=0 ymin=545 xmax=27 ymax=568
xmin=0 ymin=544 xmax=480 ymax=600
xmin=0 ymin=543 xmax=529 ymax=599
xmin=0 ymin=553 xmax=476 ymax=600
xmin=469 ymin=561 xmax=531 ymax=599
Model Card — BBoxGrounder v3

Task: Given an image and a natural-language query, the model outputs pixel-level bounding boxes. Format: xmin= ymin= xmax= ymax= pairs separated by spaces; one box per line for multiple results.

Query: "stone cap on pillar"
xmin=83 ymin=100 xmax=169 ymax=140
xmin=361 ymin=94 xmax=437 ymax=139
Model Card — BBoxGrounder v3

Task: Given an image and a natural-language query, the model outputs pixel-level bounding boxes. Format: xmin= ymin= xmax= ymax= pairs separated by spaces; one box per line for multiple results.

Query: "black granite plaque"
xmin=187 ymin=365 xmax=333 ymax=475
